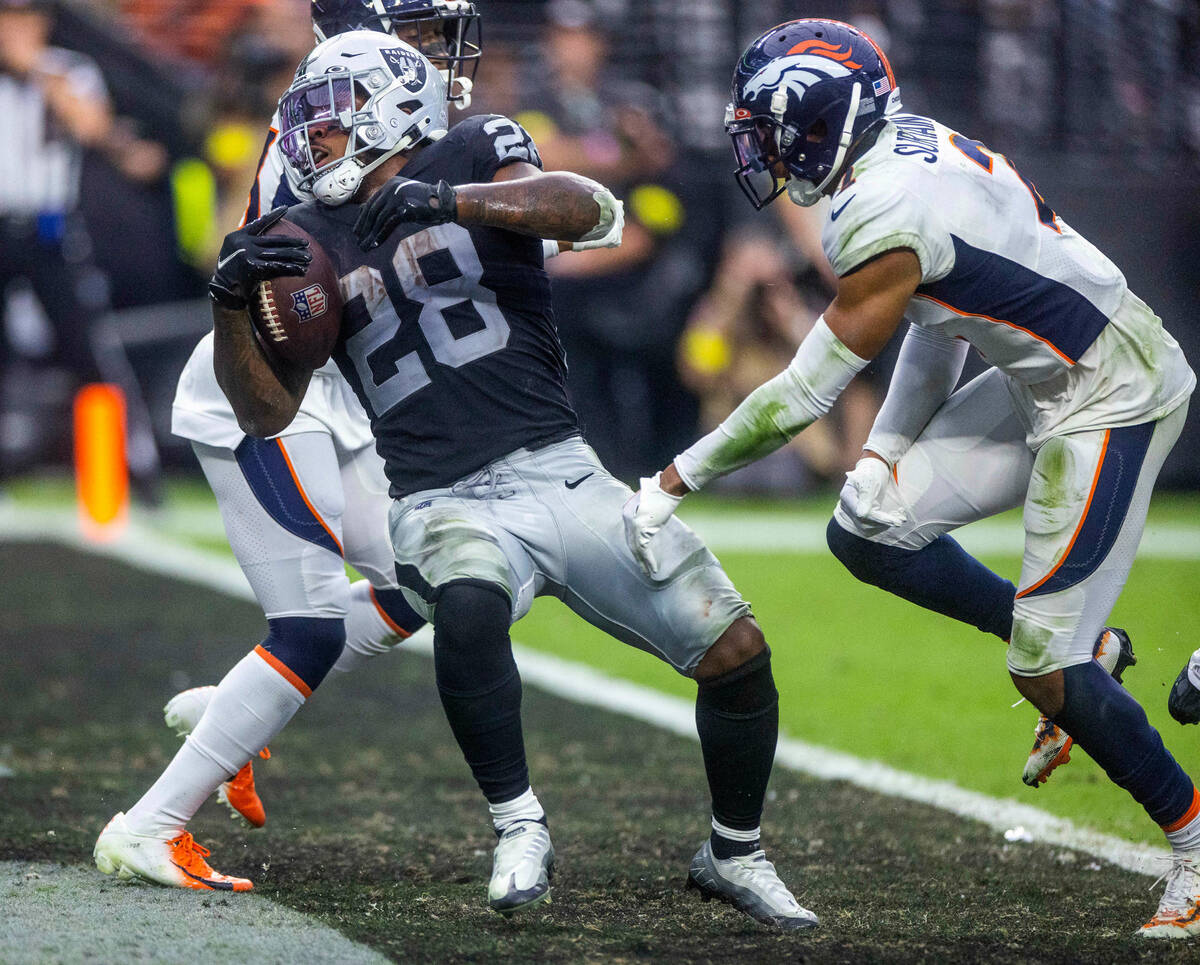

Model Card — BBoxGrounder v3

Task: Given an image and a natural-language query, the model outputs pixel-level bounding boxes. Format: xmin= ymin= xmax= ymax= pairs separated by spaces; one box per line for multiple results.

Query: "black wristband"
xmin=433 ymin=180 xmax=458 ymax=223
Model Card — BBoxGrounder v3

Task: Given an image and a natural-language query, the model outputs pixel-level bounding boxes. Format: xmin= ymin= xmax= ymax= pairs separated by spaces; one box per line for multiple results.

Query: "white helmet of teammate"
xmin=278 ymin=30 xmax=448 ymax=205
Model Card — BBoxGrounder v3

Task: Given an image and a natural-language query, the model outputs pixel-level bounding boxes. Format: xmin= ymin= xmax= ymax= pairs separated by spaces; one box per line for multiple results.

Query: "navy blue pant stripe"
xmin=1019 ymin=420 xmax=1155 ymax=599
xmin=234 ymin=436 xmax=342 ymax=557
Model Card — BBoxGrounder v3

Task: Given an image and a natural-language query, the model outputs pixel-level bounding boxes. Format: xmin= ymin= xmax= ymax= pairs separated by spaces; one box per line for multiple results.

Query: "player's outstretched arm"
xmin=354 ymin=164 xmax=619 ymax=251
xmin=624 ymin=248 xmax=921 ymax=575
xmin=209 ymin=207 xmax=315 ymax=438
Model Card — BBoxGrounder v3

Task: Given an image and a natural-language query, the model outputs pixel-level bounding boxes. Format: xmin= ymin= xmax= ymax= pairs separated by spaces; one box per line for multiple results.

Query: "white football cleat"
xmin=687 ymin=840 xmax=818 ymax=931
xmin=1022 ymin=627 xmax=1136 ymax=787
xmin=94 ymin=812 xmax=253 ymax=892
xmin=488 ymin=819 xmax=554 ymax=914
xmin=1137 ymin=852 xmax=1200 ymax=939
xmin=164 ymin=686 xmax=268 ymax=828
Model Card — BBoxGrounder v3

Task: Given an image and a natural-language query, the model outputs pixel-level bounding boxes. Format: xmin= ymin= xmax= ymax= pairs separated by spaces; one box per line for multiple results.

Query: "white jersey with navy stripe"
xmin=823 ymin=114 xmax=1194 ymax=447
xmin=173 ymin=116 xmax=351 ymax=447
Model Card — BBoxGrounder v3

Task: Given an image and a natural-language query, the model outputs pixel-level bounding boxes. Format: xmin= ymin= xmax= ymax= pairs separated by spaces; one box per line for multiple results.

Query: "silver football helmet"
xmin=278 ymin=31 xmax=448 ymax=205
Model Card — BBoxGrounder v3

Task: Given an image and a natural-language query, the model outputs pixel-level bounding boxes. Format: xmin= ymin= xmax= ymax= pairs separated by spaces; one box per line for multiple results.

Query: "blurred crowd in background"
xmin=3 ymin=0 xmax=1200 ymax=504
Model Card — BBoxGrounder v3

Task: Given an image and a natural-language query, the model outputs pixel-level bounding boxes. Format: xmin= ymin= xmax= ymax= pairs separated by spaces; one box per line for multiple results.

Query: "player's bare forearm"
xmin=455 ymin=173 xmax=604 ymax=241
xmin=212 ymin=304 xmax=311 ymax=438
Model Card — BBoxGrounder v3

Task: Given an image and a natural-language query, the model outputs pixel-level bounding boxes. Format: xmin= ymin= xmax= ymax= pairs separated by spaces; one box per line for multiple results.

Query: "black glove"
xmin=208 ymin=206 xmax=312 ymax=310
xmin=354 ymin=178 xmax=457 ymax=251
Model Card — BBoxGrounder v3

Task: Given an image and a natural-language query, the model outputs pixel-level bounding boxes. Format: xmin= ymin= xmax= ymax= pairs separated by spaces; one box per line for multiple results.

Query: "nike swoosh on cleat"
xmin=173 ymin=862 xmax=235 ymax=890
xmin=830 ymin=195 xmax=856 ymax=221
xmin=564 ymin=473 xmax=594 ymax=489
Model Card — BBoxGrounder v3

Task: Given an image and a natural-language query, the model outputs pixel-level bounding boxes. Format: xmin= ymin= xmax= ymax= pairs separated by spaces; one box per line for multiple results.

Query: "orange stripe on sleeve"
xmin=1162 ymin=786 xmax=1200 ymax=834
xmin=275 ymin=439 xmax=344 ymax=556
xmin=1016 ymin=430 xmax=1109 ymax=599
xmin=254 ymin=644 xmax=313 ymax=698
xmin=370 ymin=586 xmax=413 ymax=638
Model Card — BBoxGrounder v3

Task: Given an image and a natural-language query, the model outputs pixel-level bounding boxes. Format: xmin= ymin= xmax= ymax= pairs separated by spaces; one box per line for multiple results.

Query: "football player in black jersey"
xmin=208 ymin=33 xmax=816 ymax=930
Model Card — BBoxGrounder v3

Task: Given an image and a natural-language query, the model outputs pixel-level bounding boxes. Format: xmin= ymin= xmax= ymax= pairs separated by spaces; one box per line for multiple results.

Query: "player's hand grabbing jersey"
xmin=285 ymin=114 xmax=579 ymax=497
xmin=822 ymin=114 xmax=1194 ymax=447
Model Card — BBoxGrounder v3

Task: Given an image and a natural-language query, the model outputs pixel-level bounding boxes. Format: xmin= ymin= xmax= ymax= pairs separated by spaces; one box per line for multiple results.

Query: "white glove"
xmin=570 ymin=198 xmax=624 ymax=250
xmin=838 ymin=455 xmax=908 ymax=528
xmin=622 ymin=470 xmax=683 ymax=578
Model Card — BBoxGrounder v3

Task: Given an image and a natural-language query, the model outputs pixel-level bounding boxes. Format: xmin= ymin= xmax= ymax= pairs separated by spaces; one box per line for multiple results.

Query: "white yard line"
xmin=1 ymin=505 xmax=1170 ymax=878
xmin=156 ymin=502 xmax=1200 ymax=558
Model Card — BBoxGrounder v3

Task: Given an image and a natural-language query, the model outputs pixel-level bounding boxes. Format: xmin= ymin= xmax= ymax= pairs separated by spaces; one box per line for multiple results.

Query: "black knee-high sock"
xmin=433 ymin=582 xmax=529 ymax=804
xmin=696 ymin=648 xmax=778 ymax=857
xmin=1055 ymin=661 xmax=1196 ymax=826
xmin=827 ymin=518 xmax=1016 ymax=639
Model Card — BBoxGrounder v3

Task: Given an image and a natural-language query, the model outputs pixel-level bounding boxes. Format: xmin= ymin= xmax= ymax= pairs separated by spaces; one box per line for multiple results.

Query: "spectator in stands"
xmin=517 ymin=0 xmax=710 ymax=478
xmin=678 ymin=227 xmax=881 ymax=493
xmin=0 ymin=0 xmax=161 ymax=499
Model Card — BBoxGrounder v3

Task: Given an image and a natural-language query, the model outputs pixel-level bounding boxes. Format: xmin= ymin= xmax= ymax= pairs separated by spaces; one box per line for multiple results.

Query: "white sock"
xmin=1165 ymin=794 xmax=1200 ymax=852
xmin=125 ymin=648 xmax=307 ymax=836
xmin=489 ymin=786 xmax=545 ymax=831
xmin=331 ymin=582 xmax=405 ymax=675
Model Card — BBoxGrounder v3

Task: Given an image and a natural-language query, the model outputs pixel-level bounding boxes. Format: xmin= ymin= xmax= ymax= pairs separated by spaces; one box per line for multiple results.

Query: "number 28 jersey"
xmin=285 ymin=115 xmax=579 ymax=497
xmin=822 ymin=114 xmax=1194 ymax=447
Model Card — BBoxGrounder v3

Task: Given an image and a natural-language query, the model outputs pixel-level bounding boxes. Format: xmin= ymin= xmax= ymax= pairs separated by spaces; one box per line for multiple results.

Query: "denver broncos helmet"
xmin=310 ymin=0 xmax=480 ymax=107
xmin=728 ymin=19 xmax=900 ymax=209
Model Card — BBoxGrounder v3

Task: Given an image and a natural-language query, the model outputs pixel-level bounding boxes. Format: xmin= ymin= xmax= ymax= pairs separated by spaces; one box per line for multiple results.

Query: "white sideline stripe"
xmin=155 ymin=504 xmax=1200 ymax=559
xmin=0 ymin=506 xmax=1170 ymax=879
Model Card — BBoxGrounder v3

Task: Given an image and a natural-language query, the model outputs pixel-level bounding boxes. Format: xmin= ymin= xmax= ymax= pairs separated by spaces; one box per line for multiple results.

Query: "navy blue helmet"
xmin=727 ymin=19 xmax=900 ymax=208
xmin=310 ymin=0 xmax=480 ymax=105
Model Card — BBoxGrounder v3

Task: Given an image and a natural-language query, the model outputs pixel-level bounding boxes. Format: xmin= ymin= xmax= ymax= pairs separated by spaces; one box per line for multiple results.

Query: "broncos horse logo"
xmin=742 ymin=51 xmax=857 ymax=109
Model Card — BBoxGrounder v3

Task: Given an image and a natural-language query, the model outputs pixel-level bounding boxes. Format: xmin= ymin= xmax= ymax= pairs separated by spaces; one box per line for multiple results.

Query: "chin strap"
xmin=788 ymin=81 xmax=864 ymax=207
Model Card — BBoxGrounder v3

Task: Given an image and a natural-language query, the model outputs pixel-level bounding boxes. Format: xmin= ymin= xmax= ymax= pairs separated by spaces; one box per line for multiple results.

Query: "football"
xmin=248 ymin=218 xmax=343 ymax=370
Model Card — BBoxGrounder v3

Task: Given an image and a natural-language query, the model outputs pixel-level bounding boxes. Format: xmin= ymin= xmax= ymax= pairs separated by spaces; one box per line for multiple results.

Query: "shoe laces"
xmin=1031 ymin=716 xmax=1061 ymax=748
xmin=227 ymin=762 xmax=256 ymax=793
xmin=495 ymin=820 xmax=547 ymax=866
xmin=1150 ymin=853 xmax=1200 ymax=913
xmin=168 ymin=832 xmax=214 ymax=874
xmin=727 ymin=850 xmax=799 ymax=908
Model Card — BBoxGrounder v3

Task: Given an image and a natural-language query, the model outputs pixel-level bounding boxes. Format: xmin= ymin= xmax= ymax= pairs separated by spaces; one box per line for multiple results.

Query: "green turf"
xmin=5 ymin=543 xmax=1200 ymax=962
xmin=514 ymin=546 xmax=1200 ymax=848
xmin=8 ymin=472 xmax=1200 ymax=847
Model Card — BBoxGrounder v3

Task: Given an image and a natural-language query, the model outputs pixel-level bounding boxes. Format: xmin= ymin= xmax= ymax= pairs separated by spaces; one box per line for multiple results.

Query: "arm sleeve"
xmin=674 ymin=317 xmax=869 ymax=491
xmin=863 ymin=324 xmax=970 ymax=465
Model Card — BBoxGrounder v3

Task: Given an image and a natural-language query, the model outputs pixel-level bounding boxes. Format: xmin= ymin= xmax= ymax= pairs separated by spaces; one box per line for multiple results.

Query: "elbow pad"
xmin=675 ymin=316 xmax=868 ymax=490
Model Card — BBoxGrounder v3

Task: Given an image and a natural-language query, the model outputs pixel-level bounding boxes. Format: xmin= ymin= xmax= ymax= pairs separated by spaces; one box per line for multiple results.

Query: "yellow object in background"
xmin=629 ymin=184 xmax=684 ymax=236
xmin=683 ymin=328 xmax=732 ymax=375
xmin=74 ymin=384 xmax=128 ymax=539
xmin=171 ymin=157 xmax=218 ymax=268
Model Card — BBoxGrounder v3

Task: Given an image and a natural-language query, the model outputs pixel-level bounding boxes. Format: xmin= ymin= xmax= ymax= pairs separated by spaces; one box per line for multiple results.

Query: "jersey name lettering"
xmin=892 ymin=115 xmax=939 ymax=163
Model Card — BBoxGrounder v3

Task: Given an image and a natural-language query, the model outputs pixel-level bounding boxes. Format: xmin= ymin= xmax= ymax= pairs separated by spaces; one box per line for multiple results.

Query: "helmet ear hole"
xmin=806 ymin=118 xmax=828 ymax=144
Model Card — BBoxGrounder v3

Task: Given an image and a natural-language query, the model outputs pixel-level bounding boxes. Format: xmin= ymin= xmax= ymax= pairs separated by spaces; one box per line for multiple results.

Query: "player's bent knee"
xmin=694 ymin=616 xmax=766 ymax=681
xmin=826 ymin=516 xmax=894 ymax=584
xmin=434 ymin=581 xmax=512 ymax=655
xmin=1009 ymin=668 xmax=1066 ymax=718
xmin=260 ymin=616 xmax=346 ymax=694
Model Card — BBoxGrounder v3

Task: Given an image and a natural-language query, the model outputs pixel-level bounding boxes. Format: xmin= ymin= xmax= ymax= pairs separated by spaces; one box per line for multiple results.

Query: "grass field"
xmin=3 ymin=477 xmax=1200 ymax=961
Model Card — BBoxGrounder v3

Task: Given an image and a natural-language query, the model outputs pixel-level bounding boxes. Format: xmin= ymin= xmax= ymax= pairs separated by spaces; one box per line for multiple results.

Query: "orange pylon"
xmin=74 ymin=384 xmax=128 ymax=539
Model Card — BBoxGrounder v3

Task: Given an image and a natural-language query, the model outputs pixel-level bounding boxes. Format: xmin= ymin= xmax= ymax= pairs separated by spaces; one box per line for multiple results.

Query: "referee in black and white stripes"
xmin=0 ymin=0 xmax=160 ymax=497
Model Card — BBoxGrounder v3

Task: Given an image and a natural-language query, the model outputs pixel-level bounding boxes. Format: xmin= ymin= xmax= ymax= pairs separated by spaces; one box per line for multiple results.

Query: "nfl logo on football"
xmin=291 ymin=284 xmax=328 ymax=322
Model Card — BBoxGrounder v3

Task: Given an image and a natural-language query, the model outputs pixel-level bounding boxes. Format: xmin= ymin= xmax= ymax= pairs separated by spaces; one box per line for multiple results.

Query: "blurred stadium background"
xmin=4 ymin=1 xmax=1200 ymax=959
xmin=2 ymin=0 xmax=1200 ymax=495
